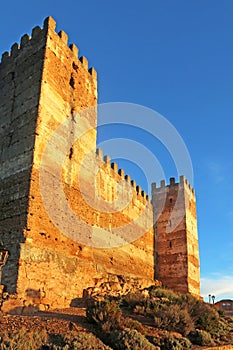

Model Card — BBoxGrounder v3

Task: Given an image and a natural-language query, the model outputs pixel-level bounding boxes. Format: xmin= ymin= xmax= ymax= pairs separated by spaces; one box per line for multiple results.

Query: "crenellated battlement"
xmin=152 ymin=175 xmax=195 ymax=195
xmin=95 ymin=148 xmax=150 ymax=202
xmin=0 ymin=24 xmax=44 ymax=65
xmin=0 ymin=16 xmax=97 ymax=80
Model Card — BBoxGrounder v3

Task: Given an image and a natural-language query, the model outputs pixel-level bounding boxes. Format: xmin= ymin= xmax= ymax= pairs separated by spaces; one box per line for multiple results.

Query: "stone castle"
xmin=0 ymin=17 xmax=200 ymax=311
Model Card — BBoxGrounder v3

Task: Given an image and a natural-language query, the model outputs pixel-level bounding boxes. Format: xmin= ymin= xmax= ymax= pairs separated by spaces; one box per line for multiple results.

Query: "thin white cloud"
xmin=207 ymin=161 xmax=225 ymax=185
xmin=201 ymin=275 xmax=233 ymax=302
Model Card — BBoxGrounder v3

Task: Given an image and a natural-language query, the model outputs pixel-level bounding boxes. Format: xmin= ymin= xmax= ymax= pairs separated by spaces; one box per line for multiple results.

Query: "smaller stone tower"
xmin=152 ymin=176 xmax=200 ymax=297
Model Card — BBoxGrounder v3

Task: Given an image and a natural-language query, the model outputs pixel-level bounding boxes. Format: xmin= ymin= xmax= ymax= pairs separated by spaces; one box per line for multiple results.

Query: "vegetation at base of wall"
xmin=122 ymin=287 xmax=224 ymax=339
xmin=44 ymin=331 xmax=113 ymax=349
xmin=108 ymin=329 xmax=159 ymax=350
xmin=188 ymin=329 xmax=215 ymax=346
xmin=123 ymin=317 xmax=146 ymax=335
xmin=0 ymin=329 xmax=112 ymax=350
xmin=1 ymin=286 xmax=233 ymax=350
xmin=86 ymin=299 xmax=122 ymax=332
xmin=86 ymin=298 xmax=193 ymax=349
xmin=153 ymin=304 xmax=194 ymax=336
xmin=0 ymin=328 xmax=48 ymax=350
xmin=148 ymin=332 xmax=192 ymax=350
xmin=86 ymin=286 xmax=233 ymax=348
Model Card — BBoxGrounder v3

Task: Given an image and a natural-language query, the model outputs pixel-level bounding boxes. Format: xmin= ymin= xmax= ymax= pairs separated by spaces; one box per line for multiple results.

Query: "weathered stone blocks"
xmin=0 ymin=16 xmax=200 ymax=311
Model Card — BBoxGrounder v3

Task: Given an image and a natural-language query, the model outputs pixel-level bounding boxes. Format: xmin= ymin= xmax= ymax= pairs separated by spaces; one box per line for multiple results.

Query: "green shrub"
xmin=148 ymin=333 xmax=192 ymax=350
xmin=42 ymin=334 xmax=67 ymax=349
xmin=123 ymin=292 xmax=147 ymax=309
xmin=160 ymin=335 xmax=192 ymax=350
xmin=43 ymin=332 xmax=112 ymax=350
xmin=86 ymin=299 xmax=122 ymax=332
xmin=0 ymin=329 xmax=112 ymax=350
xmin=153 ymin=304 xmax=194 ymax=336
xmin=188 ymin=329 xmax=215 ymax=346
xmin=149 ymin=287 xmax=180 ymax=304
xmin=64 ymin=332 xmax=112 ymax=350
xmin=195 ymin=307 xmax=219 ymax=334
xmin=0 ymin=328 xmax=48 ymax=350
xmin=181 ymin=294 xmax=219 ymax=335
xmin=108 ymin=329 xmax=159 ymax=350
xmin=86 ymin=290 xmax=233 ymax=347
xmin=123 ymin=318 xmax=145 ymax=334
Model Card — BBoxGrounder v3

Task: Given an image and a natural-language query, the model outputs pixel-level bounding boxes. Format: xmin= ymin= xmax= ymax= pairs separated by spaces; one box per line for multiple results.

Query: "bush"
xmin=148 ymin=333 xmax=192 ymax=350
xmin=160 ymin=335 xmax=192 ymax=350
xmin=181 ymin=294 xmax=219 ymax=335
xmin=149 ymin=287 xmax=180 ymax=304
xmin=86 ymin=290 xmax=233 ymax=347
xmin=108 ymin=329 xmax=159 ymax=350
xmin=0 ymin=328 xmax=48 ymax=350
xmin=153 ymin=304 xmax=194 ymax=336
xmin=218 ymin=309 xmax=225 ymax=317
xmin=195 ymin=305 xmax=219 ymax=335
xmin=188 ymin=329 xmax=215 ymax=346
xmin=0 ymin=329 xmax=112 ymax=350
xmin=123 ymin=292 xmax=147 ymax=309
xmin=123 ymin=318 xmax=145 ymax=334
xmin=86 ymin=299 xmax=122 ymax=332
xmin=64 ymin=332 xmax=112 ymax=350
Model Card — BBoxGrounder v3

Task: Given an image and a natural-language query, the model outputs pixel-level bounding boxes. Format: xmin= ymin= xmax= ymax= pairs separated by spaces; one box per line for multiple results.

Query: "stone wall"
xmin=0 ymin=17 xmax=155 ymax=310
xmin=0 ymin=16 xmax=200 ymax=311
xmin=0 ymin=22 xmax=47 ymax=293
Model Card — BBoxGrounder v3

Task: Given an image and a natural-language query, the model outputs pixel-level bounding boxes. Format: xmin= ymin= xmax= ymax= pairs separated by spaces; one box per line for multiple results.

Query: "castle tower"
xmin=0 ymin=16 xmax=200 ymax=311
xmin=0 ymin=16 xmax=97 ymax=301
xmin=0 ymin=17 xmax=156 ymax=310
xmin=152 ymin=176 xmax=200 ymax=297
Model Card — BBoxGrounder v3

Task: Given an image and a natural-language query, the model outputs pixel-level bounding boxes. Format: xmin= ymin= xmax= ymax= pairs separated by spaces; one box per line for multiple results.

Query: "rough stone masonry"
xmin=0 ymin=16 xmax=200 ymax=311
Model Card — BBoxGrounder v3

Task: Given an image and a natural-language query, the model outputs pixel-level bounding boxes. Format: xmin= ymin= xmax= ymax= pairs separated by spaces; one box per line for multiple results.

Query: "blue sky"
xmin=1 ymin=1 xmax=233 ymax=301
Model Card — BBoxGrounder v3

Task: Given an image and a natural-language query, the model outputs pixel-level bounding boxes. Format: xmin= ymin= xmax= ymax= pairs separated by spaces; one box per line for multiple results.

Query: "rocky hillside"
xmin=0 ymin=277 xmax=233 ymax=349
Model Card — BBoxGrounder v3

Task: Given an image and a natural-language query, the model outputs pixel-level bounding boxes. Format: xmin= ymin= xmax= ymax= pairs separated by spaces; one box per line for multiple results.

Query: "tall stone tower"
xmin=152 ymin=176 xmax=200 ymax=297
xmin=0 ymin=16 xmax=97 ymax=300
xmin=0 ymin=17 xmax=157 ymax=310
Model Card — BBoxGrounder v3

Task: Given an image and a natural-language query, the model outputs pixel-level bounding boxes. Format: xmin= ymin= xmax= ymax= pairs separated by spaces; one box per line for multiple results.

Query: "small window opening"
xmin=69 ymin=147 xmax=73 ymax=160
xmin=69 ymin=75 xmax=75 ymax=88
xmin=169 ymin=241 xmax=172 ymax=248
xmin=169 ymin=198 xmax=173 ymax=204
